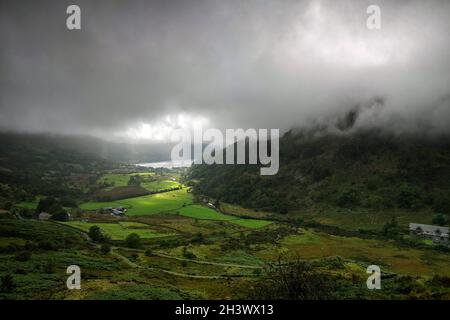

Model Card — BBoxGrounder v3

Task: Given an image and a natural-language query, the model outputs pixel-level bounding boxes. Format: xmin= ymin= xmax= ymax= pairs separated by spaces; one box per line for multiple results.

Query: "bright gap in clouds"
xmin=117 ymin=113 xmax=209 ymax=142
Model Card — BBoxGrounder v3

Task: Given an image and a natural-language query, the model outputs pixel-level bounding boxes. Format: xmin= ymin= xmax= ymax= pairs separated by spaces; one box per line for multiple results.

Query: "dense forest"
xmin=188 ymin=129 xmax=450 ymax=216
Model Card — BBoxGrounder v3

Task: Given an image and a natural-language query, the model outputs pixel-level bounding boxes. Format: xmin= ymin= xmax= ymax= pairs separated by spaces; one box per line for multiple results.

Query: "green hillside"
xmin=187 ymin=130 xmax=450 ymax=217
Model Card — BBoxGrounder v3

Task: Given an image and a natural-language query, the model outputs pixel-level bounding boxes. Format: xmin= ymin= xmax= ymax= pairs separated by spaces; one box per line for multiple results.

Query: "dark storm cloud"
xmin=1 ymin=0 xmax=450 ymax=140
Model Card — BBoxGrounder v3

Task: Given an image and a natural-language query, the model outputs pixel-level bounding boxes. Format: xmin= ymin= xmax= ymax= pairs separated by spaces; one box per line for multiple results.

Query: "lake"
xmin=137 ymin=159 xmax=193 ymax=169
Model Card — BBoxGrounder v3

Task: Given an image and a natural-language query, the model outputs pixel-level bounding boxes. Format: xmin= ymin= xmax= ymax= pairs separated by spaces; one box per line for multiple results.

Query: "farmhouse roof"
xmin=38 ymin=212 xmax=52 ymax=219
xmin=409 ymin=223 xmax=449 ymax=236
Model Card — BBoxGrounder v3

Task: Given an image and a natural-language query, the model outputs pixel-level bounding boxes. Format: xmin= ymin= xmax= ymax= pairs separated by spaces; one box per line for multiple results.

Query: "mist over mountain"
xmin=0 ymin=131 xmax=174 ymax=163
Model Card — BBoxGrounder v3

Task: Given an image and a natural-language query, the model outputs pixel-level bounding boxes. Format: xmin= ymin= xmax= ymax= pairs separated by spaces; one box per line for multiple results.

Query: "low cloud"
xmin=1 ymin=0 xmax=449 ymax=140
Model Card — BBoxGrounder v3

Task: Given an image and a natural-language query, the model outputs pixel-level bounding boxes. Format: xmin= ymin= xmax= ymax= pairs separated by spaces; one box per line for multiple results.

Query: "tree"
xmin=335 ymin=187 xmax=360 ymax=208
xmin=0 ymin=274 xmax=15 ymax=293
xmin=50 ymin=209 xmax=69 ymax=221
xmin=249 ymin=259 xmax=335 ymax=300
xmin=432 ymin=191 xmax=450 ymax=214
xmin=382 ymin=216 xmax=402 ymax=238
xmin=432 ymin=214 xmax=447 ymax=226
xmin=397 ymin=184 xmax=422 ymax=210
xmin=125 ymin=233 xmax=141 ymax=248
xmin=128 ymin=175 xmax=142 ymax=186
xmin=100 ymin=242 xmax=111 ymax=254
xmin=88 ymin=225 xmax=104 ymax=242
xmin=60 ymin=197 xmax=77 ymax=208
xmin=35 ymin=197 xmax=62 ymax=214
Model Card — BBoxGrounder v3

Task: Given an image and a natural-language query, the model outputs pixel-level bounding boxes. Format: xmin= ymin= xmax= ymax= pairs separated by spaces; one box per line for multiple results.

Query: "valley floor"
xmin=1 ymin=170 xmax=450 ymax=300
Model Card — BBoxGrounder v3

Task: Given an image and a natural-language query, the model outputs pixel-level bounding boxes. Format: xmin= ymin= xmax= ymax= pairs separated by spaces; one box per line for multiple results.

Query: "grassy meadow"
xmin=61 ymin=221 xmax=175 ymax=240
xmin=178 ymin=205 xmax=272 ymax=228
xmin=141 ymin=180 xmax=180 ymax=192
xmin=80 ymin=188 xmax=193 ymax=215
xmin=98 ymin=172 xmax=156 ymax=190
xmin=80 ymin=189 xmax=272 ymax=229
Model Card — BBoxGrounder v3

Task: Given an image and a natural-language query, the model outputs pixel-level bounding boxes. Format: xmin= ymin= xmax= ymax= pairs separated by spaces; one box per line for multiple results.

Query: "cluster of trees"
xmin=88 ymin=226 xmax=142 ymax=251
xmin=128 ymin=175 xmax=142 ymax=186
xmin=88 ymin=226 xmax=109 ymax=243
xmin=35 ymin=197 xmax=69 ymax=221
xmin=0 ymin=133 xmax=118 ymax=212
xmin=0 ymin=183 xmax=33 ymax=211
xmin=88 ymin=226 xmax=112 ymax=254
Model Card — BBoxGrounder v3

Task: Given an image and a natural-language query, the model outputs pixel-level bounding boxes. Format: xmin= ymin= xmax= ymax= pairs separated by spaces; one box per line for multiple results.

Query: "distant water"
xmin=137 ymin=159 xmax=193 ymax=169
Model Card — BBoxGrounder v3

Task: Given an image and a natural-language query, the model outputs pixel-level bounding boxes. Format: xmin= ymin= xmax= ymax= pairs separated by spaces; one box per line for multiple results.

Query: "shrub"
xmin=15 ymin=251 xmax=31 ymax=262
xmin=430 ymin=275 xmax=450 ymax=288
xmin=3 ymin=201 xmax=12 ymax=210
xmin=100 ymin=242 xmax=111 ymax=254
xmin=182 ymin=246 xmax=196 ymax=259
xmin=381 ymin=217 xmax=402 ymax=239
xmin=335 ymin=187 xmax=360 ymax=208
xmin=366 ymin=195 xmax=387 ymax=210
xmin=0 ymin=274 xmax=15 ymax=293
xmin=397 ymin=184 xmax=423 ymax=210
xmin=192 ymin=232 xmax=204 ymax=243
xmin=125 ymin=233 xmax=142 ymax=249
xmin=324 ymin=256 xmax=345 ymax=269
xmin=432 ymin=214 xmax=448 ymax=226
xmin=15 ymin=268 xmax=27 ymax=275
xmin=38 ymin=240 xmax=57 ymax=251
xmin=131 ymin=253 xmax=139 ymax=260
xmin=43 ymin=262 xmax=56 ymax=274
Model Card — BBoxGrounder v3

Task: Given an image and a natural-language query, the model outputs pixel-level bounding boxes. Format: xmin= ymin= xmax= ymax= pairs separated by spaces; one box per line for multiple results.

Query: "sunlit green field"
xmin=228 ymin=218 xmax=272 ymax=228
xmin=16 ymin=198 xmax=40 ymax=210
xmin=178 ymin=205 xmax=272 ymax=229
xmin=80 ymin=190 xmax=272 ymax=228
xmin=98 ymin=172 xmax=155 ymax=190
xmin=178 ymin=205 xmax=234 ymax=221
xmin=61 ymin=221 xmax=174 ymax=240
xmin=80 ymin=189 xmax=193 ymax=215
xmin=141 ymin=179 xmax=180 ymax=192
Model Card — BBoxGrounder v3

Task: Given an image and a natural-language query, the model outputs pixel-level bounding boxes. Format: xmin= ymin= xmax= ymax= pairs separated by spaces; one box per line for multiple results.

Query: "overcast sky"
xmin=1 ymin=0 xmax=449 ymax=141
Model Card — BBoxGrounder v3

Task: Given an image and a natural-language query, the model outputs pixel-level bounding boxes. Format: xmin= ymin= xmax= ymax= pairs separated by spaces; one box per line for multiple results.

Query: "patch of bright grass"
xmin=179 ymin=205 xmax=272 ymax=229
xmin=141 ymin=180 xmax=180 ymax=192
xmin=61 ymin=221 xmax=174 ymax=240
xmin=80 ymin=188 xmax=192 ymax=215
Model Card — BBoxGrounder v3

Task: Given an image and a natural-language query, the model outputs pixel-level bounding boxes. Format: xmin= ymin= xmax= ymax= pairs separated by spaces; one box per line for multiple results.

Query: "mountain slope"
xmin=187 ymin=129 xmax=450 ymax=215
